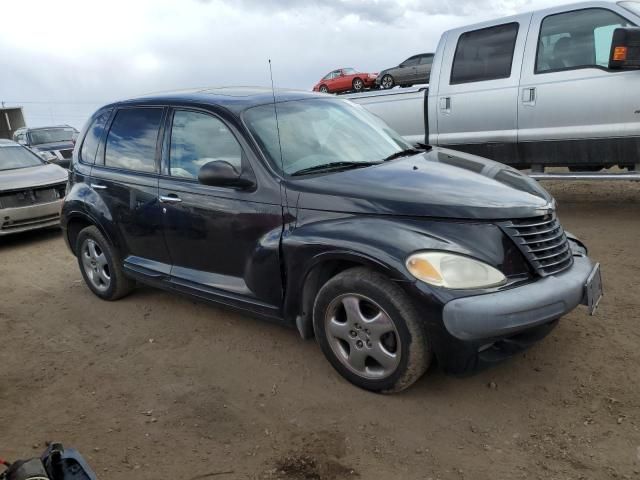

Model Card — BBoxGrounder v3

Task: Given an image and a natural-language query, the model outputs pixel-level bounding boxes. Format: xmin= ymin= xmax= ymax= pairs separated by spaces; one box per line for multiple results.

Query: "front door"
xmin=90 ymin=106 xmax=171 ymax=275
xmin=434 ymin=15 xmax=531 ymax=164
xmin=159 ymin=108 xmax=284 ymax=315
xmin=518 ymin=5 xmax=640 ymax=168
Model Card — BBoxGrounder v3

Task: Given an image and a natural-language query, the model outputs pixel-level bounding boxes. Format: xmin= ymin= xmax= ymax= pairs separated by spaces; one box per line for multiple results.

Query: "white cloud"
xmin=0 ymin=0 xmax=563 ymax=128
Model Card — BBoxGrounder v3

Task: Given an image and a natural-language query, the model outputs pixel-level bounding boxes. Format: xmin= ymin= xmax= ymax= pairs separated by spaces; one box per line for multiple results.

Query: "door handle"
xmin=159 ymin=194 xmax=182 ymax=203
xmin=522 ymin=87 xmax=536 ymax=105
xmin=91 ymin=183 xmax=107 ymax=190
xmin=440 ymin=96 xmax=451 ymax=112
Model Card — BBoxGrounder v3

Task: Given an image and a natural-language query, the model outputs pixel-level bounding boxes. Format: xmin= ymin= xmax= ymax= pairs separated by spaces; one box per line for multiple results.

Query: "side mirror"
xmin=198 ymin=160 xmax=255 ymax=189
xmin=609 ymin=27 xmax=640 ymax=69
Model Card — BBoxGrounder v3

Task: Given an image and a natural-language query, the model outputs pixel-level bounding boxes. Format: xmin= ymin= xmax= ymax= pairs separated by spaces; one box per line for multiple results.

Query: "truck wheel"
xmin=352 ymin=77 xmax=364 ymax=92
xmin=381 ymin=74 xmax=394 ymax=89
xmin=76 ymin=226 xmax=135 ymax=301
xmin=319 ymin=85 xmax=329 ymax=93
xmin=313 ymin=267 xmax=431 ymax=393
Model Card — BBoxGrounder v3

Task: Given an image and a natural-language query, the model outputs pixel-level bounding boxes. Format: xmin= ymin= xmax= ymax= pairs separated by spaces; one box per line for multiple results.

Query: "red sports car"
xmin=313 ymin=68 xmax=378 ymax=94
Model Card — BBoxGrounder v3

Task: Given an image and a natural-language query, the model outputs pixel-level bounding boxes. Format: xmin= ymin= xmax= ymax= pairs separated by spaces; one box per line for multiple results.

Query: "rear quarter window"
xmin=79 ymin=109 xmax=112 ymax=164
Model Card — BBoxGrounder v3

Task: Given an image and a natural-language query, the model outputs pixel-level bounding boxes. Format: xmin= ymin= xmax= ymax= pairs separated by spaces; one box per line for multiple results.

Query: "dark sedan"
xmin=376 ymin=53 xmax=434 ymax=89
xmin=61 ymin=88 xmax=601 ymax=393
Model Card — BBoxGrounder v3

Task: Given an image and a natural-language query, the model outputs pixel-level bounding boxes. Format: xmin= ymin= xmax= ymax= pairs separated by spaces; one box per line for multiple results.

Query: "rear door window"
xmin=104 ymin=107 xmax=163 ymax=173
xmin=80 ymin=109 xmax=112 ymax=164
xmin=401 ymin=56 xmax=420 ymax=67
xmin=450 ymin=23 xmax=519 ymax=84
xmin=536 ymin=8 xmax=634 ymax=73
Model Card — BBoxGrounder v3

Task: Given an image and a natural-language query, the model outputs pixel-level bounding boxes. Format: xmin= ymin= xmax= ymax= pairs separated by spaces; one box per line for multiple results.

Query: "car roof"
xmin=0 ymin=139 xmax=20 ymax=147
xmin=25 ymin=124 xmax=76 ymax=131
xmin=118 ymin=86 xmax=326 ymax=114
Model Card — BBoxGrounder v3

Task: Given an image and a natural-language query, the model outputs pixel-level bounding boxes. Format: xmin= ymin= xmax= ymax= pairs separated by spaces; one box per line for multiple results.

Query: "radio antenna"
xmin=268 ymin=59 xmax=285 ymax=172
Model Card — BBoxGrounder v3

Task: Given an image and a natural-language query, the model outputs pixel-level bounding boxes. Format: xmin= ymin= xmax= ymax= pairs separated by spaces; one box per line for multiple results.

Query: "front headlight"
xmin=39 ymin=151 xmax=57 ymax=162
xmin=406 ymin=252 xmax=507 ymax=289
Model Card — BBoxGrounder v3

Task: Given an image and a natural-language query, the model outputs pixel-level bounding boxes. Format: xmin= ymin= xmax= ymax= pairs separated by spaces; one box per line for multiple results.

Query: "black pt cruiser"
xmin=61 ymin=87 xmax=602 ymax=392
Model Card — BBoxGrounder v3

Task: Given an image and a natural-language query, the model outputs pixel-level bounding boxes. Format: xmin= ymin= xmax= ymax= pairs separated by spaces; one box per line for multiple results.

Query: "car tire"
xmin=380 ymin=74 xmax=394 ymax=89
xmin=352 ymin=77 xmax=364 ymax=92
xmin=313 ymin=267 xmax=431 ymax=393
xmin=319 ymin=85 xmax=329 ymax=93
xmin=76 ymin=225 xmax=135 ymax=301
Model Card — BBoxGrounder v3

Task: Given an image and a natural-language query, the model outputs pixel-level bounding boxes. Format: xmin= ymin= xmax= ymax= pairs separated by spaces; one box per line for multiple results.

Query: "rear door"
xmin=397 ymin=56 xmax=420 ymax=84
xmin=159 ymin=108 xmax=284 ymax=315
xmin=434 ymin=14 xmax=531 ymax=164
xmin=518 ymin=5 xmax=640 ymax=168
xmin=416 ymin=54 xmax=434 ymax=84
xmin=89 ymin=106 xmax=172 ymax=276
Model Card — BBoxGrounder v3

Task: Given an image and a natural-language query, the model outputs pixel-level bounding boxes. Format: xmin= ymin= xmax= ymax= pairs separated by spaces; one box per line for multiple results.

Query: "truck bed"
xmin=344 ymin=87 xmax=428 ymax=146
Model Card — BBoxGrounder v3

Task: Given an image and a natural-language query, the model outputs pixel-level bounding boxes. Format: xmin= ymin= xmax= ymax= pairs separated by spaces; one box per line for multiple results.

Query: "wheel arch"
xmin=64 ymin=212 xmax=117 ymax=256
xmin=287 ymin=250 xmax=403 ymax=339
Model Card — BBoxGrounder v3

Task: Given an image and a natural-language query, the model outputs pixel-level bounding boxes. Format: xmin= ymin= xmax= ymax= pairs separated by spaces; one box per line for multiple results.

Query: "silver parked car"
xmin=0 ymin=139 xmax=68 ymax=236
xmin=376 ymin=53 xmax=434 ymax=89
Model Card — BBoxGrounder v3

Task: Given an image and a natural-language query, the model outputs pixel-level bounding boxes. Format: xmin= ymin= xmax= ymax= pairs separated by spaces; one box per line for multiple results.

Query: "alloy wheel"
xmin=353 ymin=79 xmax=364 ymax=91
xmin=324 ymin=293 xmax=401 ymax=379
xmin=81 ymin=238 xmax=111 ymax=292
xmin=381 ymin=75 xmax=394 ymax=89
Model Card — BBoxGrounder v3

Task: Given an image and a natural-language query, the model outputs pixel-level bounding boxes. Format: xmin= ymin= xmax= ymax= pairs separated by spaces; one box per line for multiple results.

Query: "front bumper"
xmin=0 ymin=200 xmax=63 ymax=236
xmin=442 ymin=253 xmax=594 ymax=341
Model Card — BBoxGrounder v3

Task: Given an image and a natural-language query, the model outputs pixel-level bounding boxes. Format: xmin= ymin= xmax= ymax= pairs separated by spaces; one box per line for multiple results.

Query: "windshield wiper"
xmin=382 ymin=143 xmax=432 ymax=162
xmin=290 ymin=161 xmax=381 ymax=177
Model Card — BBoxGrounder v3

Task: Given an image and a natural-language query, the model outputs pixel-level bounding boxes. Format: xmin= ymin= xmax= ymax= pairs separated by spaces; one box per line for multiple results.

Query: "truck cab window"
xmin=450 ymin=23 xmax=519 ymax=85
xmin=536 ymin=8 xmax=634 ymax=73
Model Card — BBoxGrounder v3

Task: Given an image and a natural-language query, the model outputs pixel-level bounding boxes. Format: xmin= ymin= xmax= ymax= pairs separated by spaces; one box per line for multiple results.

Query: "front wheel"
xmin=313 ymin=267 xmax=431 ymax=393
xmin=352 ymin=77 xmax=364 ymax=92
xmin=380 ymin=74 xmax=394 ymax=89
xmin=319 ymin=85 xmax=329 ymax=93
xmin=76 ymin=226 xmax=135 ymax=301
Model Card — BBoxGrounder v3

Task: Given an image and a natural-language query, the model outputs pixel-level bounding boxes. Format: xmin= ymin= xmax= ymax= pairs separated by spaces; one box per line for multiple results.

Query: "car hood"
xmin=0 ymin=163 xmax=68 ymax=191
xmin=288 ymin=148 xmax=554 ymax=220
xmin=31 ymin=141 xmax=75 ymax=152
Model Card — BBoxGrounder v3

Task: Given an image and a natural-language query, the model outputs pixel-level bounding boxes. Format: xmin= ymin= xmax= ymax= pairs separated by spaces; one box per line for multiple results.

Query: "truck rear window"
xmin=450 ymin=23 xmax=519 ymax=85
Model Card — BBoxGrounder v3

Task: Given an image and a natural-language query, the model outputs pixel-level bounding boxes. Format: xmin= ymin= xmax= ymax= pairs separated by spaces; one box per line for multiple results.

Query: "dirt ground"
xmin=1 ymin=180 xmax=640 ymax=480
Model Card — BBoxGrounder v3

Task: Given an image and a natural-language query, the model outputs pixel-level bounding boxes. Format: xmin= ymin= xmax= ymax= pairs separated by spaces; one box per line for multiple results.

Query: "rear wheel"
xmin=381 ymin=74 xmax=395 ymax=89
xmin=319 ymin=85 xmax=329 ymax=93
xmin=352 ymin=77 xmax=364 ymax=92
xmin=76 ymin=226 xmax=135 ymax=301
xmin=313 ymin=267 xmax=431 ymax=393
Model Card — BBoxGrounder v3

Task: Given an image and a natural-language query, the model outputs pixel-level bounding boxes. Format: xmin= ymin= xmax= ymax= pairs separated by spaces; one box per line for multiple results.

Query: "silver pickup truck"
xmin=349 ymin=1 xmax=640 ymax=175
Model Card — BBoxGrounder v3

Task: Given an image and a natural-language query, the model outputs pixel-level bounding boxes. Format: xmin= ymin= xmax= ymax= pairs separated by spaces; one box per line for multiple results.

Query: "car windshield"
xmin=620 ymin=1 xmax=640 ymax=16
xmin=30 ymin=127 xmax=76 ymax=145
xmin=342 ymin=68 xmax=357 ymax=74
xmin=243 ymin=98 xmax=412 ymax=175
xmin=0 ymin=146 xmax=44 ymax=171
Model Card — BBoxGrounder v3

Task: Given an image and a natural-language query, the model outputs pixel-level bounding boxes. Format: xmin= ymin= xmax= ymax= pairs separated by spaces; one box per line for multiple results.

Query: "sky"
xmin=0 ymin=0 xmax=564 ymax=130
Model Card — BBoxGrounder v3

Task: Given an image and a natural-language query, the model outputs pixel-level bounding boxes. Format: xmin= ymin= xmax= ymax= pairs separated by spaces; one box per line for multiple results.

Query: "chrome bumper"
xmin=0 ymin=200 xmax=63 ymax=236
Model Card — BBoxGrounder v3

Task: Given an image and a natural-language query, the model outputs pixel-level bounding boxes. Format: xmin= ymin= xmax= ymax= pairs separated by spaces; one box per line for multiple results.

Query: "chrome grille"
xmin=501 ymin=213 xmax=573 ymax=276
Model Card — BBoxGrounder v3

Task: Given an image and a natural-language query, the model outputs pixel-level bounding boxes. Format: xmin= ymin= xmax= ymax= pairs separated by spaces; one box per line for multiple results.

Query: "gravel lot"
xmin=1 ymin=181 xmax=639 ymax=480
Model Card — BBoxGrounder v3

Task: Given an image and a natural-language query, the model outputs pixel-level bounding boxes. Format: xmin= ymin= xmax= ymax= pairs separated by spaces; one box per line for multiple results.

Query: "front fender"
xmin=282 ymin=210 xmax=529 ymax=325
